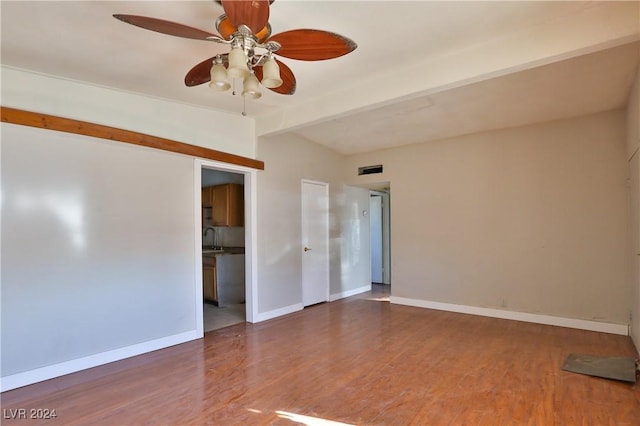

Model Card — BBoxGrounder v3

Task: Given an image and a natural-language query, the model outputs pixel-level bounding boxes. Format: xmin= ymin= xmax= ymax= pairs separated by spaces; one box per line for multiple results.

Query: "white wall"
xmin=0 ymin=66 xmax=258 ymax=391
xmin=627 ymin=66 xmax=640 ymax=353
xmin=336 ymin=185 xmax=371 ymax=298
xmin=255 ymin=133 xmax=370 ymax=319
xmin=1 ymin=66 xmax=256 ymax=158
xmin=0 ymin=65 xmax=370 ymax=389
xmin=1 ymin=124 xmax=197 ymax=388
xmin=346 ymin=110 xmax=630 ymax=327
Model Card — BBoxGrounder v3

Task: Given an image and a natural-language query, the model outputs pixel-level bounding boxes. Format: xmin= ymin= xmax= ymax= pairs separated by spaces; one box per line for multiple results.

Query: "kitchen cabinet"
xmin=203 ymin=256 xmax=218 ymax=304
xmin=201 ymin=187 xmax=213 ymax=208
xmin=203 ymin=183 xmax=244 ymax=226
xmin=203 ymin=252 xmax=245 ymax=306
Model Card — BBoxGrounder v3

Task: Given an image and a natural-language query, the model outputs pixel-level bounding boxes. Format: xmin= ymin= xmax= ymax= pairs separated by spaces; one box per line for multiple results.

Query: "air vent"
xmin=358 ymin=165 xmax=383 ymax=176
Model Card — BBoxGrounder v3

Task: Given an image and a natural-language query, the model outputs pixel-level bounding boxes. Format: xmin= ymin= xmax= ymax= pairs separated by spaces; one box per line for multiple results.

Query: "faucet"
xmin=203 ymin=226 xmax=216 ymax=249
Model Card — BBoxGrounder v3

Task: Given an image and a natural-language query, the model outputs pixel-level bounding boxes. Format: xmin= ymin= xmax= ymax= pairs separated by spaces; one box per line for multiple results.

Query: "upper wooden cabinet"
xmin=202 ymin=183 xmax=244 ymax=226
xmin=201 ymin=186 xmax=213 ymax=208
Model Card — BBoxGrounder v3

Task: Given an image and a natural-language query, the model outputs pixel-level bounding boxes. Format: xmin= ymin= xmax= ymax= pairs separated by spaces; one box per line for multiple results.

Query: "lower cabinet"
xmin=203 ymin=256 xmax=218 ymax=304
xmin=217 ymin=254 xmax=245 ymax=306
xmin=203 ymin=253 xmax=245 ymax=307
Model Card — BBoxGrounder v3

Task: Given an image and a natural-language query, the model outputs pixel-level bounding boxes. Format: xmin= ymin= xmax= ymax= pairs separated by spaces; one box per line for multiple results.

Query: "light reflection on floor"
xmin=276 ymin=410 xmax=355 ymax=426
xmin=246 ymin=405 xmax=355 ymax=424
xmin=365 ymin=283 xmax=390 ymax=302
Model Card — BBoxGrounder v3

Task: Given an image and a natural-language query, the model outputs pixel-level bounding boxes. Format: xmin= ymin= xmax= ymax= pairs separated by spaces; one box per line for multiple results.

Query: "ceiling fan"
xmin=113 ymin=0 xmax=357 ymax=98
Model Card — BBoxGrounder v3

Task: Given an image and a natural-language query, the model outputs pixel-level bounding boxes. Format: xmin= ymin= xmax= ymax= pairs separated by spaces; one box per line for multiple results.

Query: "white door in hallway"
xmin=301 ymin=180 xmax=330 ymax=306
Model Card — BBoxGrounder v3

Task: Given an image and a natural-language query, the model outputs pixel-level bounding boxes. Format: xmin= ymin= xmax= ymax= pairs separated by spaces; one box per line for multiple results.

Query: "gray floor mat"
xmin=562 ymin=353 xmax=637 ymax=383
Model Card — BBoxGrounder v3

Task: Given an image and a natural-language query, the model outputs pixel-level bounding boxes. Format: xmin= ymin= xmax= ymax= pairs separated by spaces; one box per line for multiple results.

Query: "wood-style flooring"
xmin=2 ymin=285 xmax=639 ymax=425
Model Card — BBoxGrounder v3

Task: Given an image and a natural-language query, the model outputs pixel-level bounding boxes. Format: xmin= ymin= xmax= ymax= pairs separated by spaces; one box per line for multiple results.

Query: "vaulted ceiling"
xmin=2 ymin=1 xmax=639 ymax=155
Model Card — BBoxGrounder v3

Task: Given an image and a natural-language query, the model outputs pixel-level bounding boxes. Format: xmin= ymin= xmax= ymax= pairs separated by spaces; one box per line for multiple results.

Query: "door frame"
xmin=370 ymin=189 xmax=391 ymax=285
xmin=301 ymin=179 xmax=330 ymax=306
xmin=370 ymin=193 xmax=384 ymax=284
xmin=195 ymin=159 xmax=258 ymax=337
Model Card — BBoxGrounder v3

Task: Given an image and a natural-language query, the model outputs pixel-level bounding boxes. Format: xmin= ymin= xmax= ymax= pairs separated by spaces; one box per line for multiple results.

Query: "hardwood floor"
xmin=2 ymin=286 xmax=639 ymax=425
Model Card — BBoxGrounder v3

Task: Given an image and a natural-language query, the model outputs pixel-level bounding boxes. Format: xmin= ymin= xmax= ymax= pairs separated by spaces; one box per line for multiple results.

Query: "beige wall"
xmin=256 ymin=133 xmax=370 ymax=315
xmin=627 ymin=66 xmax=640 ymax=352
xmin=1 ymin=67 xmax=256 ymax=158
xmin=347 ymin=110 xmax=630 ymax=325
xmin=1 ymin=67 xmax=256 ymax=389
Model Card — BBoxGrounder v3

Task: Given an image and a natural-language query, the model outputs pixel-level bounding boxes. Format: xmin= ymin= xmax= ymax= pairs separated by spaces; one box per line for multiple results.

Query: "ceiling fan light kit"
xmin=227 ymin=43 xmax=251 ymax=79
xmin=113 ymin=0 xmax=357 ymax=111
xmin=261 ymin=56 xmax=283 ymax=89
xmin=242 ymin=73 xmax=262 ymax=99
xmin=208 ymin=59 xmax=230 ymax=91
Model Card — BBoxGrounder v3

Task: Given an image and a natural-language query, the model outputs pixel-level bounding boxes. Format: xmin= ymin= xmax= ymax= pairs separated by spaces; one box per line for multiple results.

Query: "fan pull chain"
xmin=229 ymin=78 xmax=247 ymax=117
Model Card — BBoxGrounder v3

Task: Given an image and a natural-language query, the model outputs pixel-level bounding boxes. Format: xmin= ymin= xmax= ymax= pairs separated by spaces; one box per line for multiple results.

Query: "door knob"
xmin=304 ymin=247 xmax=312 ymax=252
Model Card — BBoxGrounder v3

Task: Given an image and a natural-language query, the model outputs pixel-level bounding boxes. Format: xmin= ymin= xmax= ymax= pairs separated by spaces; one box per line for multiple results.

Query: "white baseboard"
xmin=390 ymin=296 xmax=628 ymax=336
xmin=330 ymin=285 xmax=371 ymax=301
xmin=0 ymin=330 xmax=199 ymax=392
xmin=255 ymin=303 xmax=303 ymax=322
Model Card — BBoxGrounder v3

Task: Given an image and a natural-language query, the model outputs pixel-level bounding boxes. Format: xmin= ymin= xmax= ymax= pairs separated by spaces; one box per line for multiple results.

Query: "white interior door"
xmin=301 ymin=180 xmax=330 ymax=306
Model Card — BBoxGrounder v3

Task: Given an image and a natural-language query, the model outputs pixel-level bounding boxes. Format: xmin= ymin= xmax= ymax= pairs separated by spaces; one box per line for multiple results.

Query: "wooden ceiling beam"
xmin=1 ymin=106 xmax=265 ymax=170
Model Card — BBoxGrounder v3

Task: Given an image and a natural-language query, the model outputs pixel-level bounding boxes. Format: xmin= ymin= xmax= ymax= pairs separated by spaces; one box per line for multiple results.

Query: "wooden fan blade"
xmin=185 ymin=57 xmax=216 ymax=87
xmin=221 ymin=0 xmax=270 ymax=34
xmin=254 ymin=59 xmax=296 ymax=95
xmin=268 ymin=29 xmax=357 ymax=61
xmin=113 ymin=15 xmax=218 ymax=41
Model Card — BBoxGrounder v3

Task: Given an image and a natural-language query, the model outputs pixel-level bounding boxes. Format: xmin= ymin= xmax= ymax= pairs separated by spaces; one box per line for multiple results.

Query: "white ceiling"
xmin=294 ymin=43 xmax=640 ymax=154
xmin=2 ymin=1 xmax=639 ymax=155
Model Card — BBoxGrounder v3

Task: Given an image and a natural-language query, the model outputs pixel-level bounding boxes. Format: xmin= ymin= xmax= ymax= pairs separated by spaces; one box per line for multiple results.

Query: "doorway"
xmin=196 ymin=160 xmax=257 ymax=337
xmin=201 ymin=169 xmax=245 ymax=332
xmin=301 ymin=180 xmax=330 ymax=306
xmin=370 ymin=189 xmax=391 ymax=287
